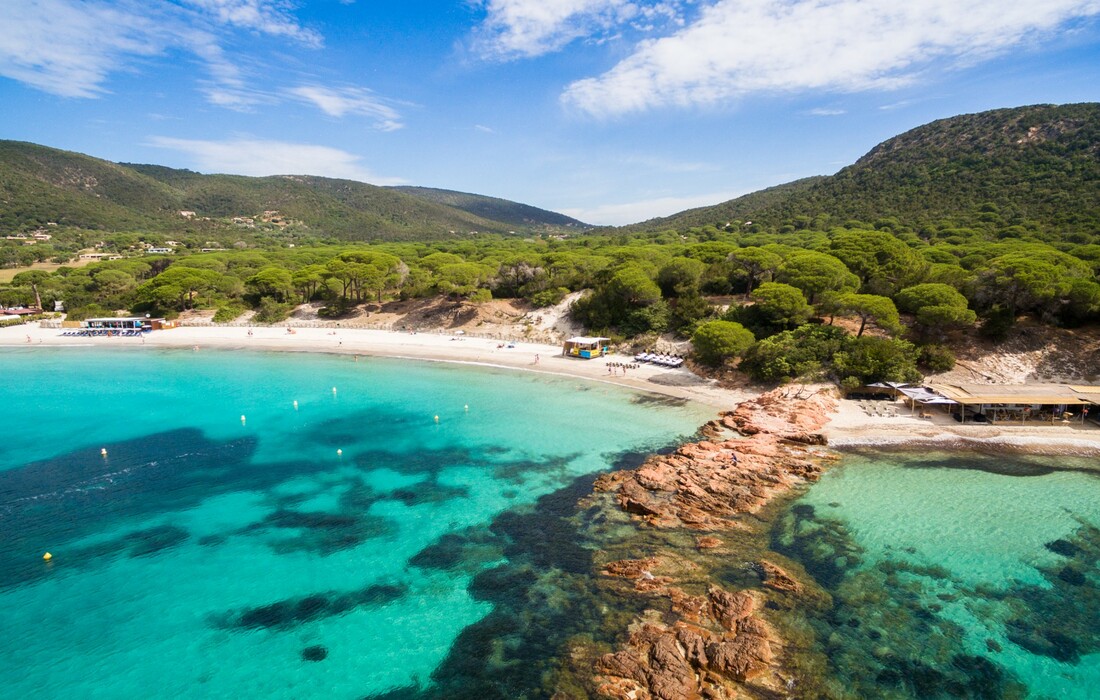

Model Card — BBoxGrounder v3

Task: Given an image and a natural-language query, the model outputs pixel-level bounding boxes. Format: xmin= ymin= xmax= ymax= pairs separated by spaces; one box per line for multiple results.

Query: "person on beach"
xmin=247 ymin=328 xmax=253 ymax=337
xmin=534 ymin=354 xmax=539 ymax=365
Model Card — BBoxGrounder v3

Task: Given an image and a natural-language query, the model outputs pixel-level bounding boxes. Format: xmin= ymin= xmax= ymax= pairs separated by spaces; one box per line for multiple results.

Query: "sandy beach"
xmin=6 ymin=322 xmax=1099 ymax=453
xmin=1 ymin=323 xmax=752 ymax=410
xmin=823 ymin=394 xmax=1100 ymax=454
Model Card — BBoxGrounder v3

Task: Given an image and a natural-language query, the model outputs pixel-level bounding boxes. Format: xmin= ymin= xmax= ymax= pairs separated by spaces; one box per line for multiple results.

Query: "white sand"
xmin=8 ymin=322 xmax=1099 ymax=454
xmin=824 ymin=397 xmax=1100 ymax=454
xmin=2 ymin=323 xmax=751 ymax=410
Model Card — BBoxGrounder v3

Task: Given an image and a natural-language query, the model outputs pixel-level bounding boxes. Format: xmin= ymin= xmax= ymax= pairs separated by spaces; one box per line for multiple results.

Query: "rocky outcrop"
xmin=594 ymin=585 xmax=780 ymax=699
xmin=592 ymin=387 xmax=837 ymax=699
xmin=594 ymin=388 xmax=837 ymax=531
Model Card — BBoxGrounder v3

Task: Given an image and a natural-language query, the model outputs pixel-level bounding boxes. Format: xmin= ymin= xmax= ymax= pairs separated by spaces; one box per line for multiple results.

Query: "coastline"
xmin=822 ymin=395 xmax=1100 ymax=456
xmin=6 ymin=323 xmax=1100 ymax=454
xmin=2 ymin=323 xmax=751 ymax=410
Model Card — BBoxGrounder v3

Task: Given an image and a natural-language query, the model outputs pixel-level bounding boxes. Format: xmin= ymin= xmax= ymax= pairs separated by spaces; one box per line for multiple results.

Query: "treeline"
xmin=3 ymin=214 xmax=1098 ymax=386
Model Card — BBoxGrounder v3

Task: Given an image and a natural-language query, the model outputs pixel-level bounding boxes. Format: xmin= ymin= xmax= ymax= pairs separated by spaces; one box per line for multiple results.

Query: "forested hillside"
xmin=633 ymin=103 xmax=1100 ymax=236
xmin=0 ymin=141 xmax=580 ymax=242
xmin=390 ymin=186 xmax=589 ymax=229
xmin=2 ymin=104 xmax=1098 ymax=388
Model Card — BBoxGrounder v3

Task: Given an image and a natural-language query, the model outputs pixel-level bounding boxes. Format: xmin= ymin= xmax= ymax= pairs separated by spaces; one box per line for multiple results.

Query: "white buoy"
xmin=434 ymin=415 xmax=440 ymax=423
xmin=293 ymin=400 xmax=299 ymax=410
xmin=332 ymin=387 xmax=337 ymax=395
xmin=464 ymin=404 xmax=469 ymax=412
xmin=240 ymin=415 xmax=246 ymax=425
xmin=337 ymin=449 xmax=343 ymax=456
xmin=100 ymin=448 xmax=108 ymax=457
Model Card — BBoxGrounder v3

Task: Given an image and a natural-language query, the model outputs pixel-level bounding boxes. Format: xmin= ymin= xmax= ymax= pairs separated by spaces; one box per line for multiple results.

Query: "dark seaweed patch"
xmin=224 ymin=583 xmax=407 ymax=631
xmin=388 ymin=482 xmax=469 ymax=506
xmin=1057 ymin=566 xmax=1087 ymax=586
xmin=630 ymin=393 xmax=689 ymax=407
xmin=1045 ymin=539 xmax=1080 ymax=557
xmin=125 ymin=524 xmax=189 ymax=557
xmin=408 ymin=530 xmax=502 ymax=574
xmin=53 ymin=523 xmax=191 ymax=573
xmin=301 ymin=645 xmax=328 ymax=662
xmin=238 ymin=506 xmax=397 ymax=556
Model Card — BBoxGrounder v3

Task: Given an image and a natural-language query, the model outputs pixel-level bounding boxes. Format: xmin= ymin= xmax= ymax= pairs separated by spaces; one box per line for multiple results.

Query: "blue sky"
xmin=1 ymin=1 xmax=1099 ymax=226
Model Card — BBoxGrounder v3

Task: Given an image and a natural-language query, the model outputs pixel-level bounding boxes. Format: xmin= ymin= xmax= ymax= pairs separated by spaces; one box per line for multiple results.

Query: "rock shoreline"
xmin=585 ymin=387 xmax=840 ymax=700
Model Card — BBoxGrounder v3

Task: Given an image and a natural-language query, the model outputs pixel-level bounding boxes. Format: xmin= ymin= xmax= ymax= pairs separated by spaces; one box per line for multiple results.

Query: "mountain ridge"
xmin=0 ymin=140 xmax=583 ymax=240
xmin=626 ymin=103 xmax=1100 ymax=235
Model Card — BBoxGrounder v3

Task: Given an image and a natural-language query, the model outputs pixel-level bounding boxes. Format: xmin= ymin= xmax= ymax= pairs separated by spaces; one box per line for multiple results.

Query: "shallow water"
xmin=774 ymin=450 xmax=1100 ymax=699
xmin=0 ymin=348 xmax=712 ymax=699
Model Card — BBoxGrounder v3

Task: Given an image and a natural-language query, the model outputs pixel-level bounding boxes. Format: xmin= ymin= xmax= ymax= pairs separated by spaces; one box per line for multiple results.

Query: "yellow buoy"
xmin=43 ymin=552 xmax=52 ymax=561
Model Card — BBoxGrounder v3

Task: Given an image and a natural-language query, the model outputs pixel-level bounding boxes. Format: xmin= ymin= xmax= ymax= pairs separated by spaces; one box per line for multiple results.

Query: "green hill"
xmin=390 ymin=186 xmax=590 ymax=230
xmin=0 ymin=141 xmax=579 ymax=240
xmin=631 ymin=103 xmax=1100 ymax=235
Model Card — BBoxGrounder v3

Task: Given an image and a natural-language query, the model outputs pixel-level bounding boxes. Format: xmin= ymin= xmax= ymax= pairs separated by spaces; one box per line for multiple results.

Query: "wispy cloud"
xmin=562 ymin=0 xmax=1100 ymax=116
xmin=808 ymin=108 xmax=846 ymax=117
xmin=180 ymin=0 xmax=322 ymax=47
xmin=0 ymin=0 xmax=319 ymax=102
xmin=0 ymin=0 xmax=166 ymax=98
xmin=147 ymin=136 xmax=404 ymax=185
xmin=561 ymin=190 xmax=742 ymax=226
xmin=287 ymin=86 xmax=404 ymax=131
xmin=471 ymin=0 xmax=688 ymax=59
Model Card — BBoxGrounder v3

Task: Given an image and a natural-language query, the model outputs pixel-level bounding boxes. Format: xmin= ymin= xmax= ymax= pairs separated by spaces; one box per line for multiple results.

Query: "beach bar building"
xmin=926 ymin=383 xmax=1098 ymax=424
xmin=562 ymin=336 xmax=611 ymax=359
xmin=84 ymin=317 xmax=149 ymax=331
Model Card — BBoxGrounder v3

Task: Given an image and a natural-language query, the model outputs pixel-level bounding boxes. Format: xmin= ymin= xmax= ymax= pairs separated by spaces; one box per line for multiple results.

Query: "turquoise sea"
xmin=0 ymin=348 xmax=712 ymax=699
xmin=774 ymin=450 xmax=1100 ymax=699
xmin=4 ymin=348 xmax=1099 ymax=699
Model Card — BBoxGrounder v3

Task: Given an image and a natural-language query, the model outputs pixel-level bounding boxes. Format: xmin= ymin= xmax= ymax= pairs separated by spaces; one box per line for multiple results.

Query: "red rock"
xmin=695 ymin=536 xmax=723 ymax=550
xmin=598 ymin=651 xmax=648 ymax=683
xmin=759 ymin=560 xmax=802 ymax=593
xmin=708 ymin=588 xmax=755 ymax=630
xmin=645 ymin=635 xmax=698 ymax=700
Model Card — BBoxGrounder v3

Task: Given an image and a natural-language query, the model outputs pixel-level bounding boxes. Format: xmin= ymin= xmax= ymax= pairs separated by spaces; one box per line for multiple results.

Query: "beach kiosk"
xmin=562 ymin=336 xmax=611 ymax=359
xmin=84 ymin=317 xmax=148 ymax=331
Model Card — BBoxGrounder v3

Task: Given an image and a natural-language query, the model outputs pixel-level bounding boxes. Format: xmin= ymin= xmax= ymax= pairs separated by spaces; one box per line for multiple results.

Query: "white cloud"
xmin=807 ymin=108 xmax=846 ymax=117
xmin=0 ymin=0 xmax=318 ymax=101
xmin=287 ymin=86 xmax=404 ymax=130
xmin=472 ymin=0 xmax=688 ymax=59
xmin=181 ymin=0 xmax=322 ymax=47
xmin=0 ymin=0 xmax=166 ymax=98
xmin=474 ymin=124 xmax=495 ymax=133
xmin=147 ymin=136 xmax=404 ymax=185
xmin=561 ymin=190 xmax=742 ymax=226
xmin=563 ymin=0 xmax=1100 ymax=116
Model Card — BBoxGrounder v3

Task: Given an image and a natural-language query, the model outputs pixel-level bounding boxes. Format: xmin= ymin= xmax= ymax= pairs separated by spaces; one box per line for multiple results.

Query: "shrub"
xmin=529 ymin=287 xmax=569 ymax=308
xmin=213 ymin=303 xmax=247 ymax=323
xmin=253 ymin=296 xmax=294 ymax=324
xmin=691 ymin=320 xmax=755 ymax=366
xmin=918 ymin=344 xmax=956 ymax=372
xmin=467 ymin=288 xmax=492 ymax=304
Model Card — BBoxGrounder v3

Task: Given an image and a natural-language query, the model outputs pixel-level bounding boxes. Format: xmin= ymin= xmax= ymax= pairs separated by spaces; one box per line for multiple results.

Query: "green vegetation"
xmin=2 ymin=104 xmax=1099 ymax=389
xmin=0 ymin=141 xmax=586 ymax=245
xmin=691 ymin=320 xmax=755 ymax=366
